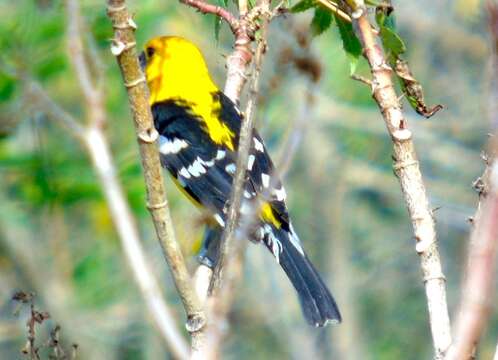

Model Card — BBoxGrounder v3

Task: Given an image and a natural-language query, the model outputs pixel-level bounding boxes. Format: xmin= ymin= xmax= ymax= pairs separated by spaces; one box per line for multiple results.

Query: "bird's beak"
xmin=139 ymin=51 xmax=146 ymax=72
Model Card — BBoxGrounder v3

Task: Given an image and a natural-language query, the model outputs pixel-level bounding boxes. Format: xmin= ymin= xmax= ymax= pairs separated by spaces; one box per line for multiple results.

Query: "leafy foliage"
xmin=375 ymin=6 xmax=442 ymax=118
xmin=334 ymin=14 xmax=362 ymax=74
xmin=310 ymin=7 xmax=333 ymax=36
xmin=290 ymin=0 xmax=315 ymax=13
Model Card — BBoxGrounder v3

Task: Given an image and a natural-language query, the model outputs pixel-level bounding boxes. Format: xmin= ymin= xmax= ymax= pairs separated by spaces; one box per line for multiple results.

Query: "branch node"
xmin=186 ymin=313 xmax=207 ymax=333
xmin=147 ymin=200 xmax=168 ymax=211
xmin=392 ymin=158 xmax=418 ymax=174
xmin=415 ymin=237 xmax=435 ymax=254
xmin=124 ymin=75 xmax=146 ymax=88
xmin=110 ymin=39 xmax=135 ymax=56
xmin=137 ymin=127 xmax=159 ymax=143
xmin=423 ymin=273 xmax=447 ymax=283
xmin=392 ymin=129 xmax=413 ymax=142
xmin=351 ymin=73 xmax=372 ymax=86
xmin=106 ymin=3 xmax=126 ymax=12
xmin=352 ymin=8 xmax=364 ymax=19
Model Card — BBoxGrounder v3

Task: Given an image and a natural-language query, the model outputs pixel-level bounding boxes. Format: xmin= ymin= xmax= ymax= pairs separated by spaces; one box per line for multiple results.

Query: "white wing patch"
xmin=261 ymin=173 xmax=270 ymax=188
xmin=216 ymin=150 xmax=226 ymax=160
xmin=214 ymin=214 xmax=225 ymax=227
xmin=179 ymin=167 xmax=191 ymax=179
xmin=225 ymin=163 xmax=236 ymax=174
xmin=185 ymin=156 xmax=218 ymax=177
xmin=188 ymin=158 xmax=207 ymax=177
xmin=263 ymin=224 xmax=283 ymax=263
xmin=273 ymin=187 xmax=287 ymax=201
xmin=288 ymin=223 xmax=304 ymax=255
xmin=159 ymin=136 xmax=188 ymax=154
xmin=253 ymin=137 xmax=264 ymax=152
xmin=247 ymin=154 xmax=255 ymax=170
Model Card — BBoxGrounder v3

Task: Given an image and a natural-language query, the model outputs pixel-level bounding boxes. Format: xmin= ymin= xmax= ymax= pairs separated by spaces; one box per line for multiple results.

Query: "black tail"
xmin=268 ymin=228 xmax=342 ymax=327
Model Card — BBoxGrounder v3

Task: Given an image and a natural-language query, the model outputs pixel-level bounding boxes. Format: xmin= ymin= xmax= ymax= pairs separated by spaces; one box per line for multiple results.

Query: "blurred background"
xmin=0 ymin=0 xmax=496 ymax=358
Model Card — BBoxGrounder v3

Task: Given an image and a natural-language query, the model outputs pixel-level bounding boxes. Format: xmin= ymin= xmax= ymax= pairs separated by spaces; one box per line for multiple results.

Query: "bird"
xmin=139 ymin=36 xmax=341 ymax=327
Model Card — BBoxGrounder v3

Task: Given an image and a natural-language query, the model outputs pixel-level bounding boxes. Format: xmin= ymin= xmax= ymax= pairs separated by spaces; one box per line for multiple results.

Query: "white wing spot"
xmin=179 ymin=167 xmax=191 ymax=179
xmin=203 ymin=159 xmax=215 ymax=167
xmin=288 ymin=223 xmax=304 ymax=255
xmin=225 ymin=163 xmax=236 ymax=174
xmin=274 ymin=187 xmax=286 ymax=201
xmin=159 ymin=136 xmax=188 ymax=154
xmin=188 ymin=158 xmax=206 ymax=177
xmin=244 ymin=191 xmax=252 ymax=199
xmin=253 ymin=137 xmax=264 ymax=152
xmin=214 ymin=214 xmax=225 ymax=227
xmin=263 ymin=224 xmax=283 ymax=263
xmin=261 ymin=173 xmax=270 ymax=188
xmin=216 ymin=150 xmax=226 ymax=160
xmin=247 ymin=154 xmax=255 ymax=170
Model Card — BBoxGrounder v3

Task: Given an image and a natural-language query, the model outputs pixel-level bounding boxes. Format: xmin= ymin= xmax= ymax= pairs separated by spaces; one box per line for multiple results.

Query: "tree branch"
xmin=179 ymin=0 xmax=238 ymax=32
xmin=445 ymin=4 xmax=498 ymax=358
xmin=209 ymin=0 xmax=269 ymax=295
xmin=345 ymin=1 xmax=452 ymax=358
xmin=16 ymin=2 xmax=193 ymax=357
xmin=105 ymin=1 xmax=206 ymax=352
xmin=445 ymin=167 xmax=498 ymax=360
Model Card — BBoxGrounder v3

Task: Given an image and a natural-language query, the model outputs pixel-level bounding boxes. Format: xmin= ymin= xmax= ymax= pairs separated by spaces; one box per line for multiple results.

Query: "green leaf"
xmin=311 ymin=7 xmax=333 ymax=36
xmin=290 ymin=0 xmax=315 ymax=13
xmin=214 ymin=16 xmax=222 ymax=41
xmin=379 ymin=26 xmax=405 ymax=57
xmin=214 ymin=0 xmax=228 ymax=41
xmin=334 ymin=14 xmax=362 ymax=74
xmin=0 ymin=73 xmax=16 ymax=102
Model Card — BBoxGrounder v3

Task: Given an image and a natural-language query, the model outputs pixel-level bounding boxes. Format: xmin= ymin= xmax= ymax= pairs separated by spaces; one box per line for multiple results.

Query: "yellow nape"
xmin=261 ymin=202 xmax=281 ymax=229
xmin=143 ymin=36 xmax=235 ymax=150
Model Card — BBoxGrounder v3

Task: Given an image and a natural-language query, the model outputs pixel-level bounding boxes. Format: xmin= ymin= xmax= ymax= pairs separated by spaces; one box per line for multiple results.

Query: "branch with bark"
xmin=18 ymin=2 xmax=191 ymax=357
xmin=344 ymin=1 xmax=452 ymax=358
xmin=105 ymin=0 xmax=207 ymax=355
xmin=444 ymin=3 xmax=498 ymax=358
xmin=18 ymin=1 xmax=191 ymax=358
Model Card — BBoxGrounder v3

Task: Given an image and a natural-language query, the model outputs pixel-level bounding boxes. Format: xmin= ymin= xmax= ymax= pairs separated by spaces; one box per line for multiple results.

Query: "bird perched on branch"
xmin=139 ymin=36 xmax=341 ymax=327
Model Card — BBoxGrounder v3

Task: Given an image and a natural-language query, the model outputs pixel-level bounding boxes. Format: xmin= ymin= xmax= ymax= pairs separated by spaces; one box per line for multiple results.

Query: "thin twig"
xmin=315 ymin=0 xmax=352 ymax=23
xmin=179 ymin=0 xmax=238 ymax=31
xmin=445 ymin=4 xmax=498 ymax=357
xmin=445 ymin=166 xmax=498 ymax=360
xmin=66 ymin=0 xmax=105 ymax=128
xmin=67 ymin=1 xmax=192 ymax=357
xmin=345 ymin=1 xmax=452 ymax=358
xmin=209 ymin=0 xmax=269 ymax=295
xmin=105 ymin=0 xmax=206 ymax=353
xmin=24 ymin=81 xmax=85 ymax=141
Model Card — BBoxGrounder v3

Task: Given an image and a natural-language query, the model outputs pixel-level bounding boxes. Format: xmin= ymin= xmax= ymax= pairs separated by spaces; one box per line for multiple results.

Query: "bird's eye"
xmin=146 ymin=47 xmax=155 ymax=58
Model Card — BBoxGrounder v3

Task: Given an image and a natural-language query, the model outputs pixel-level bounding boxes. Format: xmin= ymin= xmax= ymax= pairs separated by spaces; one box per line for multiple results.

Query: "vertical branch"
xmin=223 ymin=0 xmax=253 ymax=102
xmin=445 ymin=4 xmax=498 ymax=358
xmin=105 ymin=0 xmax=206 ymax=349
xmin=209 ymin=0 xmax=270 ymax=295
xmin=345 ymin=1 xmax=451 ymax=357
xmin=445 ymin=171 xmax=498 ymax=360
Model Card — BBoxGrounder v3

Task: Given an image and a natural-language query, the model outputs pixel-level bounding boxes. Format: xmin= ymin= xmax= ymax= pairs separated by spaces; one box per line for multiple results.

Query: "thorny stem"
xmin=346 ymin=1 xmax=451 ymax=358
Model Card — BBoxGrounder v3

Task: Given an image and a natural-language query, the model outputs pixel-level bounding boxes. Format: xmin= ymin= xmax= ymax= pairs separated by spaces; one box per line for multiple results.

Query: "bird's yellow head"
xmin=140 ymin=36 xmax=218 ymax=104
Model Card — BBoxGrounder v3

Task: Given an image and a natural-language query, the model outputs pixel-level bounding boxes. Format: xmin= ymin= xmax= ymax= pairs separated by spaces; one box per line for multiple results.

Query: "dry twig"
xmin=345 ymin=1 xmax=451 ymax=358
